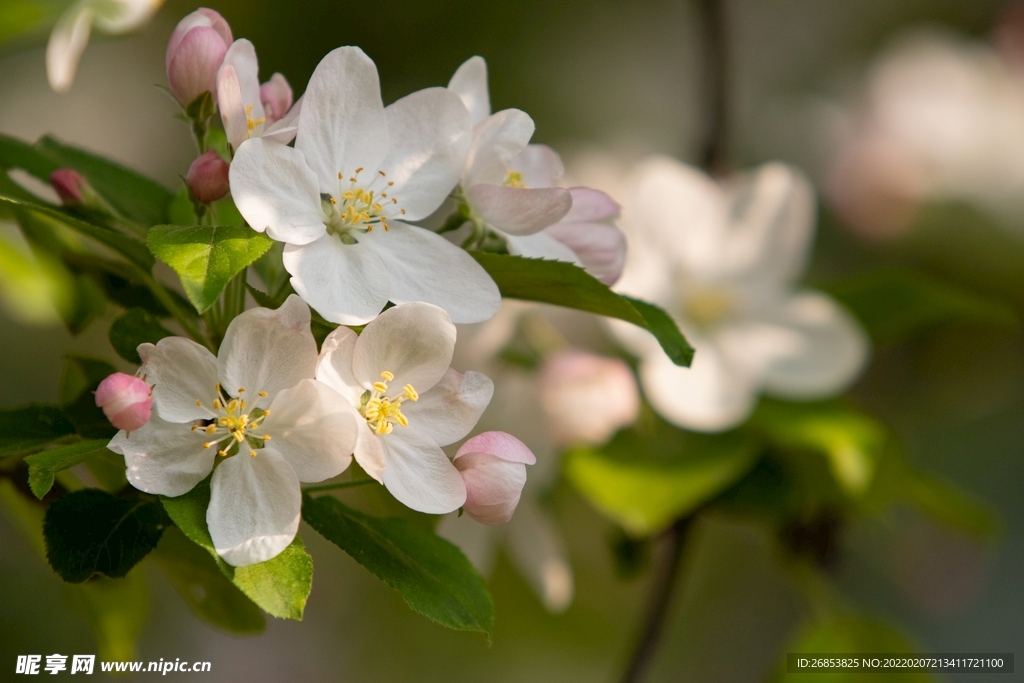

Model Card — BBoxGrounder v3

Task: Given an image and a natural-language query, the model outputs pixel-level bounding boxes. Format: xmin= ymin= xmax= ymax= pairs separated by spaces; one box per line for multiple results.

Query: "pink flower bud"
xmin=166 ymin=9 xmax=233 ymax=107
xmin=186 ymin=150 xmax=230 ymax=204
xmin=259 ymin=73 xmax=294 ymax=125
xmin=95 ymin=373 xmax=152 ymax=432
xmin=454 ymin=432 xmax=536 ymax=525
xmin=49 ymin=168 xmax=86 ymax=205
xmin=539 ymin=351 xmax=639 ymax=446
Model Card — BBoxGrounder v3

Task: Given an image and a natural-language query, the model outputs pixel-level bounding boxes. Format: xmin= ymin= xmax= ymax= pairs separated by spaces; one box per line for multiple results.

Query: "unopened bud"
xmin=166 ymin=8 xmax=233 ymax=107
xmin=95 ymin=372 xmax=152 ymax=432
xmin=260 ymin=73 xmax=294 ymax=125
xmin=454 ymin=432 xmax=536 ymax=525
xmin=539 ymin=351 xmax=639 ymax=446
xmin=186 ymin=150 xmax=230 ymax=204
xmin=49 ymin=168 xmax=87 ymax=206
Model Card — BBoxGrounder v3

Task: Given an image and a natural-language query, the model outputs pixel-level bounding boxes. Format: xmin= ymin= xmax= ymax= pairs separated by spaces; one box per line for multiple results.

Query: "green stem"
xmin=302 ymin=478 xmax=378 ymax=494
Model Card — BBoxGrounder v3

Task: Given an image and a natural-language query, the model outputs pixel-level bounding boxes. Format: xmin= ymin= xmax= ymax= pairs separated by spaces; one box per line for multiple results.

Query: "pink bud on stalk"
xmin=259 ymin=73 xmax=294 ymax=125
xmin=166 ymin=8 xmax=233 ymax=107
xmin=49 ymin=168 xmax=87 ymax=206
xmin=539 ymin=351 xmax=639 ymax=447
xmin=186 ymin=150 xmax=230 ymax=204
xmin=95 ymin=373 xmax=152 ymax=432
xmin=453 ymin=432 xmax=536 ymax=525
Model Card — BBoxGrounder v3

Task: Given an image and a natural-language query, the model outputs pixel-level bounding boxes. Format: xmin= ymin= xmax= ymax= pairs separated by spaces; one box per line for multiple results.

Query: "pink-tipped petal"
xmin=562 ymin=187 xmax=620 ymax=223
xmin=466 ymin=183 xmax=572 ymax=236
xmin=167 ymin=25 xmax=229 ymax=106
xmin=543 ymin=220 xmax=627 ymax=285
xmin=455 ymin=431 xmax=536 ymax=464
xmin=260 ymin=73 xmax=294 ymax=125
xmin=166 ymin=8 xmax=232 ymax=70
xmin=95 ymin=372 xmax=152 ymax=431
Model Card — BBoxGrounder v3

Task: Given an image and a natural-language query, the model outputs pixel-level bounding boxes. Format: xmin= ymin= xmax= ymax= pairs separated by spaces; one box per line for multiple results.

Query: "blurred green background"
xmin=1 ymin=0 xmax=1022 ymax=681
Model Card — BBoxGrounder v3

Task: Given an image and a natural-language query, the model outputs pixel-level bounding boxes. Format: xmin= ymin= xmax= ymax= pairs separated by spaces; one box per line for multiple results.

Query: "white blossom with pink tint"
xmin=95 ymin=372 xmax=152 ymax=432
xmin=454 ymin=431 xmax=535 ymax=524
xmin=165 ymin=8 xmax=233 ymax=107
xmin=539 ymin=351 xmax=639 ymax=447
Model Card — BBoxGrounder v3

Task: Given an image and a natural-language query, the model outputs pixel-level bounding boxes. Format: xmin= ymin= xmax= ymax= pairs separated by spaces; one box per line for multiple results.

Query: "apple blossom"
xmin=46 ymin=0 xmax=164 ymax=93
xmin=109 ymin=295 xmax=358 ymax=566
xmin=217 ymin=39 xmax=302 ymax=153
xmin=186 ymin=150 xmax=230 ymax=204
xmin=454 ymin=431 xmax=536 ymax=525
xmin=165 ymin=8 xmax=233 ymax=107
xmin=49 ymin=168 xmax=86 ymax=206
xmin=611 ymin=157 xmax=869 ymax=432
xmin=315 ymin=302 xmax=494 ymax=513
xmin=230 ymin=47 xmax=500 ymax=325
xmin=447 ymin=57 xmax=626 ymax=283
xmin=95 ymin=372 xmax=152 ymax=432
xmin=538 ymin=351 xmax=639 ymax=447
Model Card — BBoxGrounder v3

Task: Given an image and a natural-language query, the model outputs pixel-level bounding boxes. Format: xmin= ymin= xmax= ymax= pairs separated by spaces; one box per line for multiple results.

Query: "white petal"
xmin=466 ymin=183 xmax=572 ymax=235
xmin=138 ymin=337 xmax=218 ymax=422
xmin=352 ymin=301 xmax=455 ymax=393
xmin=639 ymin=340 xmax=759 ymax=432
xmin=455 ymin=452 xmax=527 ymax=525
xmin=260 ymin=379 xmax=358 ymax=482
xmin=403 ymin=369 xmax=493 ymax=447
xmin=315 ymin=325 xmax=363 ymax=405
xmin=381 ymin=87 xmax=471 ymax=221
xmin=229 ymin=138 xmax=326 ymax=245
xmin=730 ymin=292 xmax=869 ymax=399
xmin=448 ymin=55 xmax=491 ymax=125
xmin=543 ymin=220 xmax=627 ymax=285
xmin=218 ymin=294 xmax=318 ymax=402
xmin=562 ymin=187 xmax=620 ymax=223
xmin=380 ymin=428 xmax=466 ymax=514
xmin=208 ymin=448 xmax=301 ymax=567
xmin=504 ymin=497 xmax=574 ymax=612
xmin=353 ymin=417 xmax=386 ymax=482
xmin=218 ymin=40 xmax=263 ymax=150
xmin=263 ymin=94 xmax=303 ymax=145
xmin=283 ymin=234 xmax=390 ymax=325
xmin=464 ymin=109 xmax=534 ymax=186
xmin=435 ymin=512 xmax=499 ymax=576
xmin=365 ymin=222 xmax=500 ymax=323
xmin=509 ymin=144 xmax=563 ymax=188
xmin=46 ymin=5 xmax=94 ymax=93
xmin=296 ymin=47 xmax=387 ymax=194
xmin=505 ymin=231 xmax=580 ymax=263
xmin=109 ymin=415 xmax=214 ymax=497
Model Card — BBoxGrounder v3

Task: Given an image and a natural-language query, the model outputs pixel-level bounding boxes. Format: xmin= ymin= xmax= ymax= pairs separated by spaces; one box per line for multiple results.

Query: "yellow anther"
xmin=330 ymin=197 xmax=337 ymax=205
xmin=212 ymin=398 xmax=222 ymax=410
xmin=380 ymin=371 xmax=395 ymax=381
xmin=238 ymin=387 xmax=245 ymax=393
xmin=355 ymin=167 xmax=364 ymax=174
xmin=191 ymin=425 xmax=198 ymax=431
xmin=258 ymin=391 xmax=268 ymax=397
xmin=250 ymin=451 xmax=257 ymax=457
xmin=403 ymin=384 xmax=419 ymax=401
xmin=338 ymin=172 xmax=343 ymax=179
xmin=195 ymin=399 xmax=202 ymax=407
xmin=203 ymin=441 xmax=215 ymax=449
xmin=219 ymin=449 xmax=229 ymax=457
xmin=378 ymin=170 xmax=386 ymax=176
xmin=503 ymin=169 xmax=526 ymax=188
xmin=216 ymin=383 xmax=221 ymax=392
xmin=373 ymin=381 xmax=388 ymax=393
xmin=205 ymin=424 xmax=216 ymax=434
xmin=263 ymin=435 xmax=272 ymax=441
xmin=395 ymin=413 xmax=408 ymax=427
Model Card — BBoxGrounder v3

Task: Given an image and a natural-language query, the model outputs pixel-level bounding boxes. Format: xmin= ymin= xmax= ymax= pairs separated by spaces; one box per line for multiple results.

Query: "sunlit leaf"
xmin=25 ymin=439 xmax=111 ymax=499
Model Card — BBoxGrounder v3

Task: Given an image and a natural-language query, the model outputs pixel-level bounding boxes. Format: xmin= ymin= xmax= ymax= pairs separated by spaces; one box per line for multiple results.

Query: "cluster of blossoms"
xmin=89 ymin=7 xmax=629 ymax=568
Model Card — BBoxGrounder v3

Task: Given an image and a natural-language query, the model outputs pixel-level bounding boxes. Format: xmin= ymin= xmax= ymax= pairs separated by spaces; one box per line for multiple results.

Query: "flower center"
xmin=245 ymin=103 xmax=265 ymax=139
xmin=193 ymin=385 xmax=272 ymax=458
xmin=324 ymin=168 xmax=405 ymax=242
xmin=360 ymin=371 xmax=419 ymax=436
xmin=683 ymin=287 xmax=735 ymax=329
xmin=503 ymin=169 xmax=527 ymax=188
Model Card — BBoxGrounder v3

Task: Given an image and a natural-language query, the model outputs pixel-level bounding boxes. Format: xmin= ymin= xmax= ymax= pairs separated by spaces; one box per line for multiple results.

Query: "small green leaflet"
xmin=25 ymin=439 xmax=111 ymax=499
xmin=303 ymin=494 xmax=494 ymax=636
xmin=471 ymin=252 xmax=694 ymax=366
xmin=161 ymin=478 xmax=313 ymax=620
xmin=109 ymin=307 xmax=173 ymax=364
xmin=43 ymin=489 xmax=167 ymax=582
xmin=148 ymin=224 xmax=275 ymax=313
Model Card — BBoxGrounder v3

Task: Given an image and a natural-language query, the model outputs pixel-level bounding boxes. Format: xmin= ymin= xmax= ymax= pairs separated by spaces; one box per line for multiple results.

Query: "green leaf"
xmin=109 ymin=307 xmax=173 ymax=364
xmin=35 ymin=135 xmax=173 ymax=227
xmin=565 ymin=430 xmax=759 ymax=537
xmin=151 ymin=526 xmax=266 ymax=634
xmin=67 ymin=571 xmax=149 ymax=662
xmin=303 ymin=494 xmax=493 ymax=635
xmin=148 ymin=224 xmax=275 ymax=313
xmin=772 ymin=615 xmax=936 ymax=683
xmin=58 ymin=355 xmax=118 ymax=439
xmin=471 ymin=252 xmax=693 ymax=366
xmin=25 ymin=439 xmax=111 ymax=499
xmin=0 ymin=133 xmax=60 ymax=178
xmin=43 ymin=489 xmax=166 ymax=582
xmin=823 ymin=269 xmax=1019 ymax=344
xmin=161 ymin=478 xmax=313 ymax=620
xmin=751 ymin=400 xmax=887 ymax=498
xmin=906 ymin=471 xmax=1000 ymax=540
xmin=0 ymin=404 xmax=76 ymax=458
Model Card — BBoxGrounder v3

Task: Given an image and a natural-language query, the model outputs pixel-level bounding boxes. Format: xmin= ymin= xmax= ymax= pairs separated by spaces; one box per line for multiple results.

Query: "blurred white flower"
xmin=315 ymin=302 xmax=494 ymax=514
xmin=47 ymin=0 xmax=164 ymax=93
xmin=825 ymin=31 xmax=1024 ymax=238
xmin=217 ymin=39 xmax=301 ymax=153
xmin=230 ymin=47 xmax=500 ymax=325
xmin=448 ymin=57 xmax=627 ymax=283
xmin=109 ymin=296 xmax=358 ymax=567
xmin=612 ymin=157 xmax=869 ymax=432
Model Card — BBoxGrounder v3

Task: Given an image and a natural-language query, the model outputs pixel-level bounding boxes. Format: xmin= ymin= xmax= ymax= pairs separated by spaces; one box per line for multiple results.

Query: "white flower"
xmin=448 ymin=57 xmax=627 ymax=283
xmin=230 ymin=47 xmax=500 ymax=325
xmin=108 ymin=296 xmax=358 ymax=567
xmin=47 ymin=0 xmax=163 ymax=93
xmin=217 ymin=39 xmax=302 ymax=153
xmin=612 ymin=157 xmax=869 ymax=432
xmin=315 ymin=302 xmax=494 ymax=513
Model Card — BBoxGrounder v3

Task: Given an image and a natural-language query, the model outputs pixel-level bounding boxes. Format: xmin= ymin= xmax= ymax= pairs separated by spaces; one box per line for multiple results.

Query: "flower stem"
xmin=302 ymin=478 xmax=378 ymax=494
xmin=136 ymin=268 xmax=211 ymax=350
